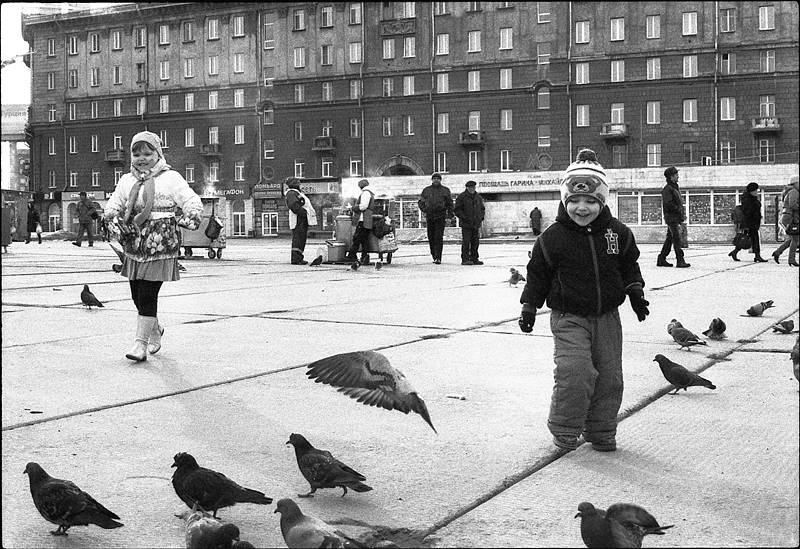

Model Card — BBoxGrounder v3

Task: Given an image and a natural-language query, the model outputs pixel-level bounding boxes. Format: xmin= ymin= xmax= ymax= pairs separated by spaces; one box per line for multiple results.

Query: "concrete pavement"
xmin=2 ymin=237 xmax=798 ymax=548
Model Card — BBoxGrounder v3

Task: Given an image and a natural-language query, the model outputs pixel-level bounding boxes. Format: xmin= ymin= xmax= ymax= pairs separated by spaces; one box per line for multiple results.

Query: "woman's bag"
xmin=378 ymin=232 xmax=399 ymax=253
xmin=205 ymin=215 xmax=223 ymax=240
xmin=733 ymin=230 xmax=752 ymax=249
xmin=36 ymin=223 xmax=42 ymax=235
xmin=785 ymin=222 xmax=800 ymax=236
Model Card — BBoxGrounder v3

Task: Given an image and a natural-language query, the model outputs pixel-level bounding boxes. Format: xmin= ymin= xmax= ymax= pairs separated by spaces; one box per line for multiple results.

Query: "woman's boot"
xmin=126 ymin=315 xmax=156 ymax=361
xmin=728 ymin=249 xmax=740 ymax=261
xmin=148 ymin=319 xmax=164 ymax=354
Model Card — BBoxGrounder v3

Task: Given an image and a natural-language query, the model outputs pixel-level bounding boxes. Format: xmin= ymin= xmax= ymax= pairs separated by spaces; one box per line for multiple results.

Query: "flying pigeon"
xmin=274 ymin=498 xmax=366 ymax=549
xmin=171 ymin=452 xmax=273 ymax=518
xmin=792 ymin=335 xmax=799 ymax=382
xmin=306 ymin=350 xmax=436 ymax=433
xmin=184 ymin=503 xmax=242 ymax=549
xmin=747 ymin=300 xmax=775 ymax=317
xmin=668 ymin=320 xmax=707 ymax=350
xmin=508 ymin=268 xmax=526 ymax=287
xmin=286 ymin=433 xmax=373 ymax=499
xmin=24 ymin=462 xmax=123 ymax=536
xmin=653 ymin=354 xmax=716 ymax=394
xmin=772 ymin=320 xmax=795 ymax=334
xmin=350 ymin=261 xmax=359 ymax=271
xmin=702 ymin=318 xmax=727 ymax=340
xmin=109 ymin=242 xmax=125 ymax=273
xmin=310 ymin=255 xmax=324 ymax=266
xmin=576 ymin=501 xmax=673 ymax=548
xmin=80 ymin=284 xmax=104 ymax=309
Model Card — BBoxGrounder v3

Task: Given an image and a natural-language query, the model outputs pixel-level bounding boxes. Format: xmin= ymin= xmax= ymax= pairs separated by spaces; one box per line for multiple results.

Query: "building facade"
xmin=22 ymin=2 xmax=799 ymax=242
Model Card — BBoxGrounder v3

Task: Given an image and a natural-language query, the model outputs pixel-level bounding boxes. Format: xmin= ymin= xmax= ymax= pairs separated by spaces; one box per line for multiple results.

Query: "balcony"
xmin=311 ymin=136 xmax=336 ymax=153
xmin=104 ymin=150 xmax=125 ymax=164
xmin=200 ymin=144 xmax=222 ymax=156
xmin=750 ymin=117 xmax=781 ymax=133
xmin=600 ymin=123 xmax=630 ymax=140
xmin=458 ymin=130 xmax=486 ymax=147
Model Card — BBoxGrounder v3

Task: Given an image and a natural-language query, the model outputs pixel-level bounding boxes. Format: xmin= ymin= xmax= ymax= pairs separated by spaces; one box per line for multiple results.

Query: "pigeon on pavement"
xmin=274 ymin=498 xmax=366 ymax=549
xmin=310 ymin=255 xmax=324 ymax=266
xmin=171 ymin=452 xmax=273 ymax=518
xmin=184 ymin=503 xmax=242 ymax=549
xmin=306 ymin=350 xmax=436 ymax=433
xmin=109 ymin=242 xmax=125 ymax=273
xmin=81 ymin=284 xmax=104 ymax=309
xmin=666 ymin=319 xmax=683 ymax=336
xmin=702 ymin=318 xmax=727 ymax=340
xmin=772 ymin=320 xmax=795 ymax=334
xmin=791 ymin=335 xmax=799 ymax=382
xmin=576 ymin=501 xmax=673 ymax=548
xmin=668 ymin=319 xmax=707 ymax=350
xmin=286 ymin=433 xmax=373 ymax=499
xmin=24 ymin=462 xmax=123 ymax=536
xmin=654 ymin=354 xmax=716 ymax=394
xmin=349 ymin=261 xmax=359 ymax=271
xmin=508 ymin=268 xmax=526 ymax=287
xmin=375 ymin=261 xmax=383 ymax=271
xmin=747 ymin=300 xmax=774 ymax=317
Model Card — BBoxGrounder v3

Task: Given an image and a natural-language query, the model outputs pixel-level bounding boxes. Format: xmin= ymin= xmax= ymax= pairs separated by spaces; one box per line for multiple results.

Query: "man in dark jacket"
xmin=418 ymin=173 xmax=454 ymax=264
xmin=454 ymin=180 xmax=485 ymax=265
xmin=657 ymin=167 xmax=690 ymax=268
xmin=73 ymin=191 xmax=97 ymax=247
xmin=285 ymin=177 xmax=309 ymax=264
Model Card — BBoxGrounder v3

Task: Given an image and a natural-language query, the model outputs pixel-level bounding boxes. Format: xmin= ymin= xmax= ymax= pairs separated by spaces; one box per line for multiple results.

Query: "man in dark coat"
xmin=454 ymin=180 xmax=485 ymax=265
xmin=529 ymin=207 xmax=542 ymax=236
xmin=73 ymin=191 xmax=97 ymax=247
xmin=26 ymin=202 xmax=42 ymax=244
xmin=285 ymin=177 xmax=309 ymax=264
xmin=418 ymin=173 xmax=454 ymax=264
xmin=657 ymin=167 xmax=690 ymax=268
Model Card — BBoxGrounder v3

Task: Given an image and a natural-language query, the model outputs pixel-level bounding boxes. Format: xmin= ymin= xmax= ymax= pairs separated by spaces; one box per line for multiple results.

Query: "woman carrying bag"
xmin=772 ymin=175 xmax=799 ymax=266
xmin=728 ymin=182 xmax=767 ymax=262
xmin=25 ymin=202 xmax=42 ymax=244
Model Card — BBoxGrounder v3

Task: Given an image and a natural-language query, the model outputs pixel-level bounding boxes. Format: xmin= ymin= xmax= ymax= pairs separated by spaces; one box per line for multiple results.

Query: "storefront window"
xmin=688 ymin=193 xmax=711 ymax=224
xmin=713 ymin=193 xmax=736 ymax=225
xmin=641 ymin=194 xmax=662 ymax=225
xmin=399 ymin=197 xmax=423 ymax=228
xmin=617 ymin=193 xmax=638 ymax=225
xmin=763 ymin=192 xmax=781 ymax=224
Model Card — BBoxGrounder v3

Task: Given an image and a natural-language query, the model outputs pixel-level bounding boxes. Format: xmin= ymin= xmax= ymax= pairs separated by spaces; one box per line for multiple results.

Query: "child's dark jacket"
xmin=520 ymin=203 xmax=644 ymax=317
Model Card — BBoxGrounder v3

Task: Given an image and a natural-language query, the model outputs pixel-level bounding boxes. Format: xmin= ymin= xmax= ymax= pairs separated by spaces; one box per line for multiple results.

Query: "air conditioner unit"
xmin=701 ymin=156 xmax=712 ymax=166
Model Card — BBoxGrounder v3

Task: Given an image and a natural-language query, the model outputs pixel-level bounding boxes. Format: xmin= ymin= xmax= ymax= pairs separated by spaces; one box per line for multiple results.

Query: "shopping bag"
xmin=205 ymin=216 xmax=223 ymax=240
xmin=378 ymin=232 xmax=399 ymax=253
xmin=677 ymin=223 xmax=688 ymax=248
xmin=35 ymin=223 xmax=42 ymax=235
xmin=786 ymin=221 xmax=800 ymax=236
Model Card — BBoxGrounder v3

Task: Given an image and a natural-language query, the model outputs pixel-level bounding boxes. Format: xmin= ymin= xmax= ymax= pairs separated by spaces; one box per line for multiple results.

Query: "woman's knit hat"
xmin=560 ymin=149 xmax=609 ymax=206
xmin=746 ymin=182 xmax=759 ymax=193
xmin=130 ymin=131 xmax=164 ymax=158
xmin=285 ymin=177 xmax=301 ymax=189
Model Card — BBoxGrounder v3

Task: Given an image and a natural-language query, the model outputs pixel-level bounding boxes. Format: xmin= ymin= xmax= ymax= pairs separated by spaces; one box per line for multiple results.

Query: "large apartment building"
xmin=22 ymin=2 xmax=799 ymax=242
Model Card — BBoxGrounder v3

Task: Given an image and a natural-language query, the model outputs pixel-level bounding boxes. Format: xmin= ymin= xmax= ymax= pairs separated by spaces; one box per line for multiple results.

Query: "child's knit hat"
xmin=560 ymin=149 xmax=609 ymax=206
xmin=130 ymin=131 xmax=164 ymax=158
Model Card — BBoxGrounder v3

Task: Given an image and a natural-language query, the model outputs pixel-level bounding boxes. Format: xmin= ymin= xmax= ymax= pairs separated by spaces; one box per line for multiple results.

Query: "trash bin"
xmin=334 ymin=213 xmax=396 ymax=263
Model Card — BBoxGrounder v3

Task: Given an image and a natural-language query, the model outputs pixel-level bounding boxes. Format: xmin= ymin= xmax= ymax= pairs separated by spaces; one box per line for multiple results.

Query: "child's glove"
xmin=628 ymin=288 xmax=650 ymax=322
xmin=518 ymin=305 xmax=536 ymax=333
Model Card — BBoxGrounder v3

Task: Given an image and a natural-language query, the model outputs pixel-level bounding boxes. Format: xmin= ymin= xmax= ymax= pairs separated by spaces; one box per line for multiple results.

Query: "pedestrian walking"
xmin=418 ymin=172 xmax=454 ymax=264
xmin=104 ymin=131 xmax=203 ymax=361
xmin=454 ymin=180 xmax=485 ymax=265
xmin=529 ymin=207 xmax=542 ymax=236
xmin=518 ymin=149 xmax=649 ymax=453
xmin=772 ymin=174 xmax=799 ymax=266
xmin=73 ymin=191 xmax=97 ymax=247
xmin=347 ymin=178 xmax=375 ymax=266
xmin=25 ymin=202 xmax=42 ymax=244
xmin=656 ymin=167 xmax=690 ymax=268
xmin=284 ymin=177 xmax=317 ymax=265
xmin=729 ymin=182 xmax=768 ymax=262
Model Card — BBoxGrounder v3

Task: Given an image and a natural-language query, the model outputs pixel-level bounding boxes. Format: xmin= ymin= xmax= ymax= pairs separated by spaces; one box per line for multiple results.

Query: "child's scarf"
xmin=125 ymin=158 xmax=170 ymax=227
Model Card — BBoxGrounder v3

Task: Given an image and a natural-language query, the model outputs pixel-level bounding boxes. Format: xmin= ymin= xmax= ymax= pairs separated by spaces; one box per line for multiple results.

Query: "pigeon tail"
xmin=235 ymin=487 xmax=273 ymax=506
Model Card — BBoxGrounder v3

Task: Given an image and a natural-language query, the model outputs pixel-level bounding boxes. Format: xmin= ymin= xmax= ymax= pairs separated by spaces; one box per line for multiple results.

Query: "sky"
xmin=1 ymin=3 xmax=32 ymax=105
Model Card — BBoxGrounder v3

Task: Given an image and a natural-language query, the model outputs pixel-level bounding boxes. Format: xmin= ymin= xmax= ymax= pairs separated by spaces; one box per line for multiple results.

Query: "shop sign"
xmin=67 ymin=191 xmax=102 ymax=199
xmin=201 ymin=184 xmax=251 ymax=199
xmin=253 ymin=181 xmax=282 ymax=199
xmin=299 ymin=180 xmax=337 ymax=195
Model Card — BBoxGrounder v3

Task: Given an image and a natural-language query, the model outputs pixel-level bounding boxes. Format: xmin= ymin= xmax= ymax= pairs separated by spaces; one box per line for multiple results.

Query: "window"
xmin=500 ymin=109 xmax=513 ymax=130
xmin=159 ymin=130 xmax=168 ymax=149
xmin=90 ymin=67 xmax=100 ymax=87
xmin=720 ymin=53 xmax=736 ymax=75
xmin=183 ymin=21 xmax=194 ymax=42
xmin=69 ymin=135 xmax=77 ymax=153
xmin=683 ymin=55 xmax=697 ymax=78
xmin=321 ymin=44 xmax=332 ymax=65
xmin=69 ymin=69 xmax=78 ymax=88
xmin=719 ymin=140 xmax=736 ymax=164
xmin=234 ymin=88 xmax=244 ymax=108
xmin=232 ymin=14 xmax=244 ymax=36
xmin=537 ymin=42 xmax=550 ymax=64
xmin=469 ymin=111 xmax=481 ymax=131
xmin=611 ymin=60 xmax=624 ymax=82
xmin=469 ymin=150 xmax=480 ymax=172
xmin=209 ymin=91 xmax=218 ymax=110
xmin=720 ymin=8 xmax=736 ymax=32
xmin=90 ymin=32 xmax=100 ymax=52
xmin=185 ymin=164 xmax=195 ymax=183
xmin=437 ymin=72 xmax=449 ymax=93
xmin=383 ymin=39 xmax=395 ymax=60
xmin=135 ymin=28 xmax=146 ymax=48
xmin=113 ymin=66 xmax=122 ymax=85
xmin=382 ymin=116 xmax=393 ymax=137
xmin=322 ymin=81 xmax=333 ymax=101
xmin=576 ymin=62 xmax=589 ymax=84
xmin=209 ymin=127 xmax=219 ymax=145
xmin=113 ymin=99 xmax=122 ymax=117
xmin=294 ymin=122 xmax=303 ymax=141
xmin=683 ymin=143 xmax=697 ymax=164
xmin=683 ymin=99 xmax=698 ymax=122
xmin=382 ymin=77 xmax=394 ymax=97
xmin=92 ymin=170 xmax=99 ymax=187
xmin=576 ymin=21 xmax=590 ymax=43
xmin=437 ymin=152 xmax=448 ymax=173
xmin=294 ymin=47 xmax=306 ymax=68
xmin=233 ymin=53 xmax=244 ymax=73
xmin=235 ymin=125 xmax=245 ymax=145
xmin=500 ymin=68 xmax=512 ymax=89
xmin=321 ymin=6 xmax=333 ymax=27
xmin=647 ymin=58 xmax=661 ymax=80
xmin=468 ymin=71 xmax=480 ymax=92
xmin=759 ymin=139 xmax=775 ymax=162
xmin=759 ymin=6 xmax=775 ymax=30
xmin=682 ymin=12 xmax=697 ymax=35
xmin=468 ymin=31 xmax=481 ymax=52
xmin=500 ymin=28 xmax=513 ymax=49
xmin=137 ymin=96 xmax=146 ymax=115
xmin=185 ymin=128 xmax=194 ymax=147
xmin=538 ymin=88 xmax=550 ymax=109
xmin=647 ymin=144 xmax=662 ymax=166
xmin=208 ymin=55 xmax=218 ymax=75
xmin=69 ymin=35 xmax=78 ymax=54
xmin=403 ymin=115 xmax=414 ymax=136
xmin=401 ymin=1 xmax=415 ymax=16
xmin=350 ymin=156 xmax=361 ymax=176
xmin=263 ymin=140 xmax=275 ymax=160
xmin=350 ymin=117 xmax=360 ymax=138
xmin=576 ymin=105 xmax=590 ymax=127
xmin=207 ymin=18 xmax=219 ymax=40
xmin=48 ymin=137 xmax=56 ymax=155
xmin=294 ymin=84 xmax=305 ymax=103
xmin=160 ymin=95 xmax=169 ymax=113
xmin=403 ymin=36 xmax=416 ymax=58
xmin=760 ymin=50 xmax=775 ymax=72
xmin=349 ymin=2 xmax=362 ymax=24
xmin=350 ymin=79 xmax=362 ymax=99
xmin=263 ymin=21 xmax=275 ymax=49
xmin=49 ymin=170 xmax=56 ymax=188
xmin=110 ymin=29 xmax=121 ymax=50
xmin=538 ymin=125 xmax=550 ymax=147
xmin=610 ymin=18 xmax=625 ymax=41
xmin=185 ymin=93 xmax=194 ymax=111
xmin=321 ymin=157 xmax=333 ymax=178
xmin=136 ymin=63 xmax=146 ymax=83
xmin=436 ymin=33 xmax=449 ymax=55
xmin=159 ymin=24 xmax=169 ymax=45
xmin=500 ymin=150 xmax=511 ymax=171
xmin=321 ymin=119 xmax=332 ymax=137
xmin=47 ymin=72 xmax=55 ymax=89
xmin=612 ymin=145 xmax=627 ymax=167
xmin=48 ymin=38 xmax=55 ymax=56
xmin=70 ymin=172 xmax=78 ymax=187
xmin=537 ymin=1 xmax=550 ymax=23
xmin=434 ymin=2 xmax=449 ymax=16
xmin=611 ymin=103 xmax=625 ymax=124
xmin=647 ymin=101 xmax=660 ymax=124
xmin=759 ymin=95 xmax=775 ymax=118
xmin=263 ymin=106 xmax=274 ymax=124
xmin=113 ymin=134 xmax=123 ymax=149
xmin=349 ymin=42 xmax=362 ymax=63
xmin=403 ymin=75 xmax=414 ymax=96
xmin=720 ymin=97 xmax=736 ymax=120
xmin=210 ymin=162 xmax=219 ymax=182
xmin=48 ymin=104 xmax=56 ymax=122
xmin=90 ymin=102 xmax=98 ymax=119
xmin=437 ymin=113 xmax=449 ymax=134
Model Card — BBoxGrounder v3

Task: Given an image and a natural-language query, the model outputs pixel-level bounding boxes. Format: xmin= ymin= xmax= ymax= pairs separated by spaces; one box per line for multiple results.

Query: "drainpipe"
xmin=713 ymin=0 xmax=719 ymax=165
xmin=61 ymin=29 xmax=68 ymax=192
xmin=567 ymin=2 xmax=573 ymax=161
xmin=430 ymin=2 xmax=436 ymax=173
xmin=359 ymin=4 xmax=365 ymax=176
xmin=256 ymin=9 xmax=263 ymax=237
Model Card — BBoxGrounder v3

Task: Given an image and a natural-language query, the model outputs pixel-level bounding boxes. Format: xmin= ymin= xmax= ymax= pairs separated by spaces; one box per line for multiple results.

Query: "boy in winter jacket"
xmin=518 ymin=149 xmax=650 ymax=452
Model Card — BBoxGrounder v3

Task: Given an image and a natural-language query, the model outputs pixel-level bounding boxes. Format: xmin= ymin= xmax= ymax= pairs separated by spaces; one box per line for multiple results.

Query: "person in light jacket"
xmin=772 ymin=174 xmax=799 ymax=266
xmin=285 ymin=177 xmax=317 ymax=265
xmin=348 ymin=179 xmax=375 ymax=265
xmin=454 ymin=180 xmax=485 ymax=265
